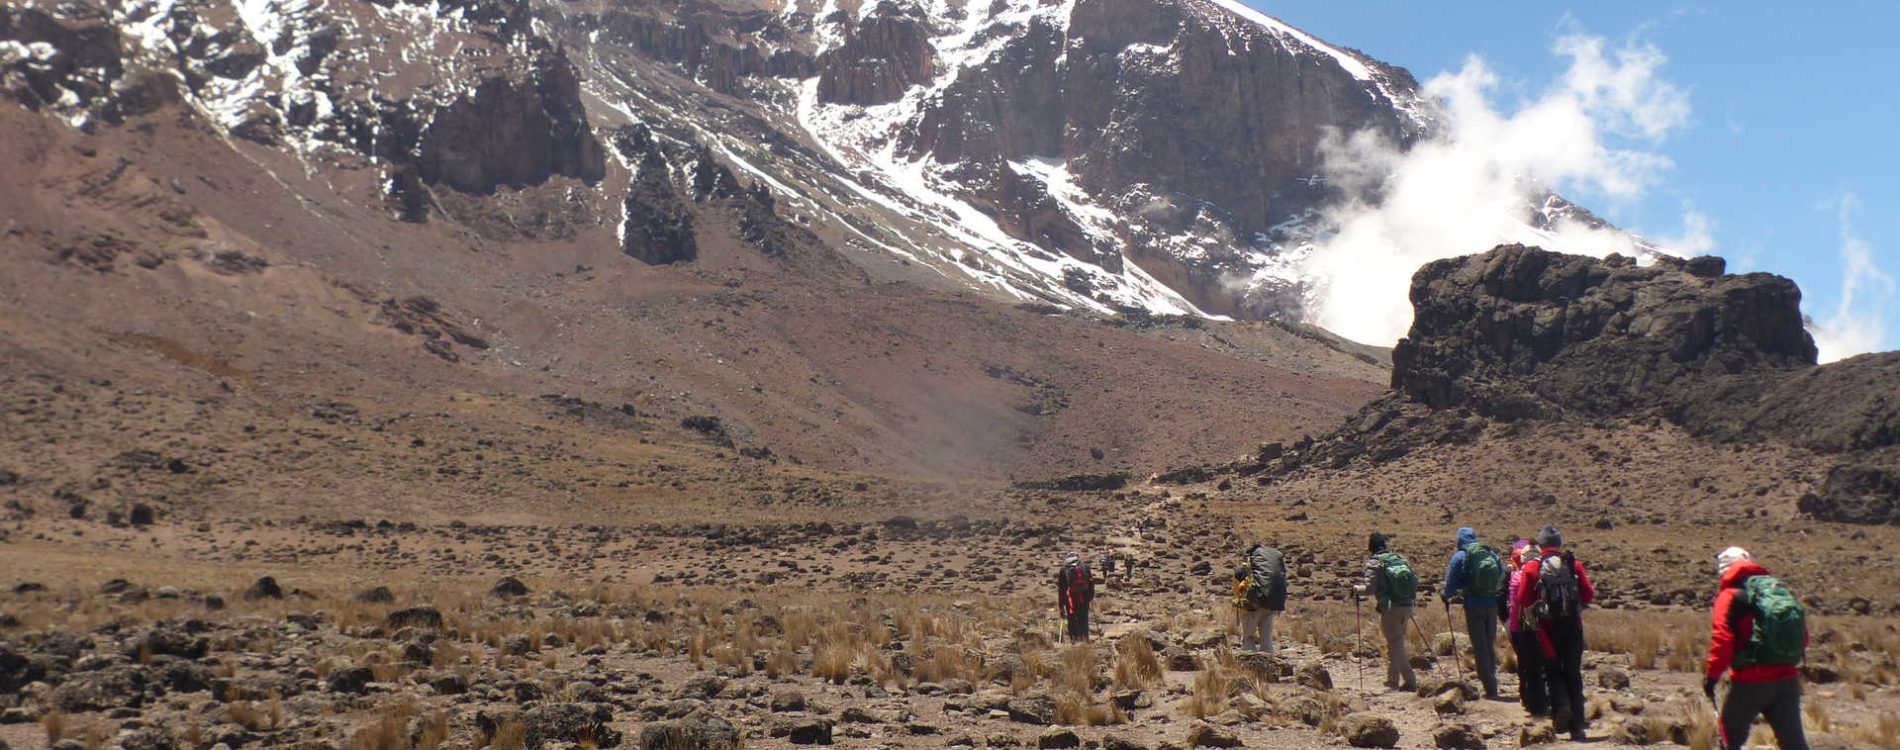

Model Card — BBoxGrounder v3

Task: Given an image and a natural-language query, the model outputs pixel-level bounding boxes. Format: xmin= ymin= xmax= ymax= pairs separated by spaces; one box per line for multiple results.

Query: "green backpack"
xmin=1376 ymin=552 xmax=1418 ymax=608
xmin=1734 ymin=575 xmax=1806 ymax=668
xmin=1462 ymin=543 xmax=1505 ymax=599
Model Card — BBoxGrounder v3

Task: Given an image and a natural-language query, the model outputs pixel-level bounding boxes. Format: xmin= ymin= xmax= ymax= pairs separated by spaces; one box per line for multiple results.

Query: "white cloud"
xmin=1297 ymin=32 xmax=1701 ymax=345
xmin=1809 ymin=194 xmax=1893 ymax=363
xmin=1652 ymin=205 xmax=1714 ymax=256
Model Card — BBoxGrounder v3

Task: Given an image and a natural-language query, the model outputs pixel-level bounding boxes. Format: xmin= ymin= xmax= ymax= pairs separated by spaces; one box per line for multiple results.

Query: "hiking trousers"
xmin=1510 ymin=629 xmax=1549 ymax=716
xmin=1065 ymin=603 xmax=1090 ymax=642
xmin=1542 ymin=617 xmax=1587 ymax=737
xmin=1720 ymin=678 xmax=1808 ymax=750
xmin=1463 ymin=604 xmax=1500 ymax=697
xmin=1239 ymin=608 xmax=1277 ymax=654
xmin=1380 ymin=605 xmax=1417 ymax=689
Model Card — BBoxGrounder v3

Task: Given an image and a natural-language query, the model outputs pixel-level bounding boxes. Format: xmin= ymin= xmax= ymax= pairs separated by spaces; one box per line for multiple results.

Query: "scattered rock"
xmin=638 ymin=712 xmax=737 ymax=750
xmin=770 ymin=689 xmax=808 ymax=712
xmin=784 ymin=718 xmax=833 ymax=745
xmin=242 ymin=576 xmax=283 ymax=600
xmin=1294 ymin=660 xmax=1332 ymax=690
xmin=1006 ymin=693 xmax=1055 ymax=725
xmin=1433 ymin=690 xmax=1465 ymax=716
xmin=1433 ymin=723 xmax=1486 ymax=750
xmin=1518 ymin=723 xmax=1557 ymax=747
xmin=1038 ymin=729 xmax=1081 ymax=749
xmin=354 ymin=586 xmax=396 ymax=604
xmin=325 ymin=666 xmax=375 ymax=694
xmin=492 ymin=576 xmax=530 ymax=597
xmin=1340 ymin=713 xmax=1399 ymax=749
xmin=1185 ymin=722 xmax=1242 ymax=748
xmin=1597 ymin=667 xmax=1631 ymax=690
xmin=1104 ymin=735 xmax=1150 ymax=750
xmin=54 ymin=665 xmax=149 ymax=712
xmin=386 ymin=606 xmax=444 ymax=630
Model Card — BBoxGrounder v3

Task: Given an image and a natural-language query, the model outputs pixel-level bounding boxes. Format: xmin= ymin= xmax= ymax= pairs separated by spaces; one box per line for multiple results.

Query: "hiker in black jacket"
xmin=1233 ymin=544 xmax=1288 ymax=653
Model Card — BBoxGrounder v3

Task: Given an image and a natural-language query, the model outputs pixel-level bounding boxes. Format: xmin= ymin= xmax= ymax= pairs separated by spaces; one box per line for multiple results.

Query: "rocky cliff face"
xmin=1392 ymin=245 xmax=1816 ymax=420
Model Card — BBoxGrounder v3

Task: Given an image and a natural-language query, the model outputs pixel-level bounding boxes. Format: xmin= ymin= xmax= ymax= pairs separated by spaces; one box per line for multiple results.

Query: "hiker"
xmin=1353 ymin=532 xmax=1418 ymax=691
xmin=1513 ymin=526 xmax=1595 ymax=741
xmin=1442 ymin=527 xmax=1504 ymax=699
xmin=1706 ymin=547 xmax=1810 ymax=750
xmin=1232 ymin=543 xmax=1288 ymax=653
xmin=1505 ymin=539 xmax=1550 ymax=717
xmin=1056 ymin=551 xmax=1095 ymax=642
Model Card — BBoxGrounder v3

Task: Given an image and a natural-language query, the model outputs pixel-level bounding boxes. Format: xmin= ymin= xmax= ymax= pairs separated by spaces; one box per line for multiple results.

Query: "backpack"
xmin=1462 ymin=543 xmax=1505 ymax=599
xmin=1375 ymin=552 xmax=1417 ymax=608
xmin=1065 ymin=562 xmax=1094 ymax=601
xmin=1537 ymin=552 xmax=1581 ymax=618
xmin=1246 ymin=547 xmax=1286 ymax=608
xmin=1734 ymin=575 xmax=1806 ymax=667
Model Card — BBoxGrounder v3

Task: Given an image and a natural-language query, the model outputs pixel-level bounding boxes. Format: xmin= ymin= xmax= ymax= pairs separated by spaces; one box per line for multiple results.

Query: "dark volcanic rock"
xmin=1392 ymin=245 xmax=1816 ymax=419
xmin=415 ymin=49 xmax=605 ymax=193
xmin=1800 ymin=456 xmax=1900 ymax=525
xmin=816 ymin=3 xmax=937 ymax=106
xmin=242 ymin=576 xmax=283 ymax=600
xmin=639 ymin=712 xmax=736 ymax=750
xmin=527 ymin=702 xmax=624 ymax=748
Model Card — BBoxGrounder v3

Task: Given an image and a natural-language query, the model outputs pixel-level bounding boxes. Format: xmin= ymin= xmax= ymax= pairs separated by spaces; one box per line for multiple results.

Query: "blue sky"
xmin=1257 ymin=2 xmax=1897 ymax=358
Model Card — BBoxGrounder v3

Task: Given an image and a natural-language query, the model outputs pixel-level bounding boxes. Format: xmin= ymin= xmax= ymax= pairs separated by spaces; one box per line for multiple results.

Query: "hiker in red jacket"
xmin=1705 ymin=547 xmax=1810 ymax=750
xmin=1056 ymin=551 xmax=1095 ymax=642
xmin=1512 ymin=526 xmax=1595 ymax=741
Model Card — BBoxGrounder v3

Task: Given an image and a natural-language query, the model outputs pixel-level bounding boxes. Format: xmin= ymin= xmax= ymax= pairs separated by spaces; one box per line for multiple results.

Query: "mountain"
xmin=1 ymin=0 xmax=1450 ymax=322
xmin=0 ymin=0 xmax=1432 ymax=522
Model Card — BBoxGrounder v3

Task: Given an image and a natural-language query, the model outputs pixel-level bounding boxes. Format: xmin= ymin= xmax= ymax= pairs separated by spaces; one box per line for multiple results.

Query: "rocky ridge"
xmin=1181 ymin=245 xmax=1897 ymax=526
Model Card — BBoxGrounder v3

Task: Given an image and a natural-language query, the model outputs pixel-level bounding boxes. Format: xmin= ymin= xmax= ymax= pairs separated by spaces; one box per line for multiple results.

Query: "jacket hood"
xmin=1456 ymin=527 xmax=1477 ymax=548
xmin=1719 ymin=560 xmax=1771 ymax=588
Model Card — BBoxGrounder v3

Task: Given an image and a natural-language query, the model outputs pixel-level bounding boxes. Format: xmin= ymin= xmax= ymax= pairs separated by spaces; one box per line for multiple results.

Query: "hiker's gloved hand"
xmin=1702 ymin=678 xmax=1718 ymax=701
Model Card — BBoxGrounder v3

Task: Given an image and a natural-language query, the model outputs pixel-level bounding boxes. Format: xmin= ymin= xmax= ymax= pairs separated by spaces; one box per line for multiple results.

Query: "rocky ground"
xmin=4 ymin=476 xmax=1900 ymax=750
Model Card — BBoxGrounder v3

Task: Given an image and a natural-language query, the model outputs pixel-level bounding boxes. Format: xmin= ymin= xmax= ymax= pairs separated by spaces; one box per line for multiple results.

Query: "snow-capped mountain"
xmin=4 ymin=0 xmax=1444 ymax=320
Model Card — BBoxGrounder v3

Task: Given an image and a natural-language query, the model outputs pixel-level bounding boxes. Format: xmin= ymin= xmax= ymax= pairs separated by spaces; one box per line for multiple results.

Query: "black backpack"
xmin=1246 ymin=546 xmax=1286 ymax=607
xmin=1537 ymin=552 xmax=1582 ymax=618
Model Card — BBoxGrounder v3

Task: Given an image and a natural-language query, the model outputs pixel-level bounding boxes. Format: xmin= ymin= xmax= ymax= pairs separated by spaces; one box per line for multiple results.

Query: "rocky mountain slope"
xmin=2 ymin=0 xmax=1450 ymax=324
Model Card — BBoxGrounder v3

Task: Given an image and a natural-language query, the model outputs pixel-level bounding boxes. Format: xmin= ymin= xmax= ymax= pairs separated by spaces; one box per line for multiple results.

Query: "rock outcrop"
xmin=1246 ymin=245 xmax=1897 ymax=525
xmin=1392 ymin=244 xmax=1816 ymax=420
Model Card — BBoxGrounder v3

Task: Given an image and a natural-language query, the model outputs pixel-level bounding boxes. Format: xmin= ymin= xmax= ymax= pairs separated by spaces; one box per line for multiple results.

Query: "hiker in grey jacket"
xmin=1353 ymin=532 xmax=1418 ymax=691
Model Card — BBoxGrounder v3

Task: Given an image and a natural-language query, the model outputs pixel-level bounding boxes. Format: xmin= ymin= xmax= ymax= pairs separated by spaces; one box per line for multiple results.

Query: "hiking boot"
xmin=1570 ymin=730 xmax=1587 ymax=742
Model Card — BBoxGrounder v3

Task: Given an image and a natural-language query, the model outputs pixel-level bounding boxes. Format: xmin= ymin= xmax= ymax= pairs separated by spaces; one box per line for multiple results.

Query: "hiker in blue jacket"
xmin=1442 ymin=527 xmax=1503 ymax=699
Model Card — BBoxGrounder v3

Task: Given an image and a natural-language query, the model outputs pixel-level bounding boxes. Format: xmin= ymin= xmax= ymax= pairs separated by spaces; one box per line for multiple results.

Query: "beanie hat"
xmin=1535 ymin=526 xmax=1563 ymax=548
xmin=1368 ymin=532 xmax=1388 ymax=554
xmin=1717 ymin=546 xmax=1752 ymax=576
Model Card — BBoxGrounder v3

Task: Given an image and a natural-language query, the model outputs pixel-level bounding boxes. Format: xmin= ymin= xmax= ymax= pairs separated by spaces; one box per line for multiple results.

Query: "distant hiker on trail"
xmin=1442 ymin=527 xmax=1504 ymax=699
xmin=1100 ymin=548 xmax=1134 ymax=584
xmin=1354 ymin=532 xmax=1418 ymax=691
xmin=1056 ymin=551 xmax=1095 ymax=642
xmin=1232 ymin=543 xmax=1288 ymax=654
xmin=1505 ymin=538 xmax=1550 ymax=718
xmin=1513 ymin=526 xmax=1595 ymax=741
xmin=1706 ymin=547 xmax=1810 ymax=750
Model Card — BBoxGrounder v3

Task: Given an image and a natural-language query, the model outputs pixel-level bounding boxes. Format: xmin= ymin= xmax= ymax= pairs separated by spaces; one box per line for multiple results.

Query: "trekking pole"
xmin=1708 ymin=685 xmax=1729 ymax=750
xmin=1443 ymin=599 xmax=1464 ymax=685
xmin=1409 ymin=615 xmax=1442 ymax=680
xmin=1353 ymin=594 xmax=1366 ymax=693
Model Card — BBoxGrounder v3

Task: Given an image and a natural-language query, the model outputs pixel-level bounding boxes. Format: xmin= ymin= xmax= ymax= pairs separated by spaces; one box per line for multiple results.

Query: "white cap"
xmin=1717 ymin=546 xmax=1752 ymax=576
